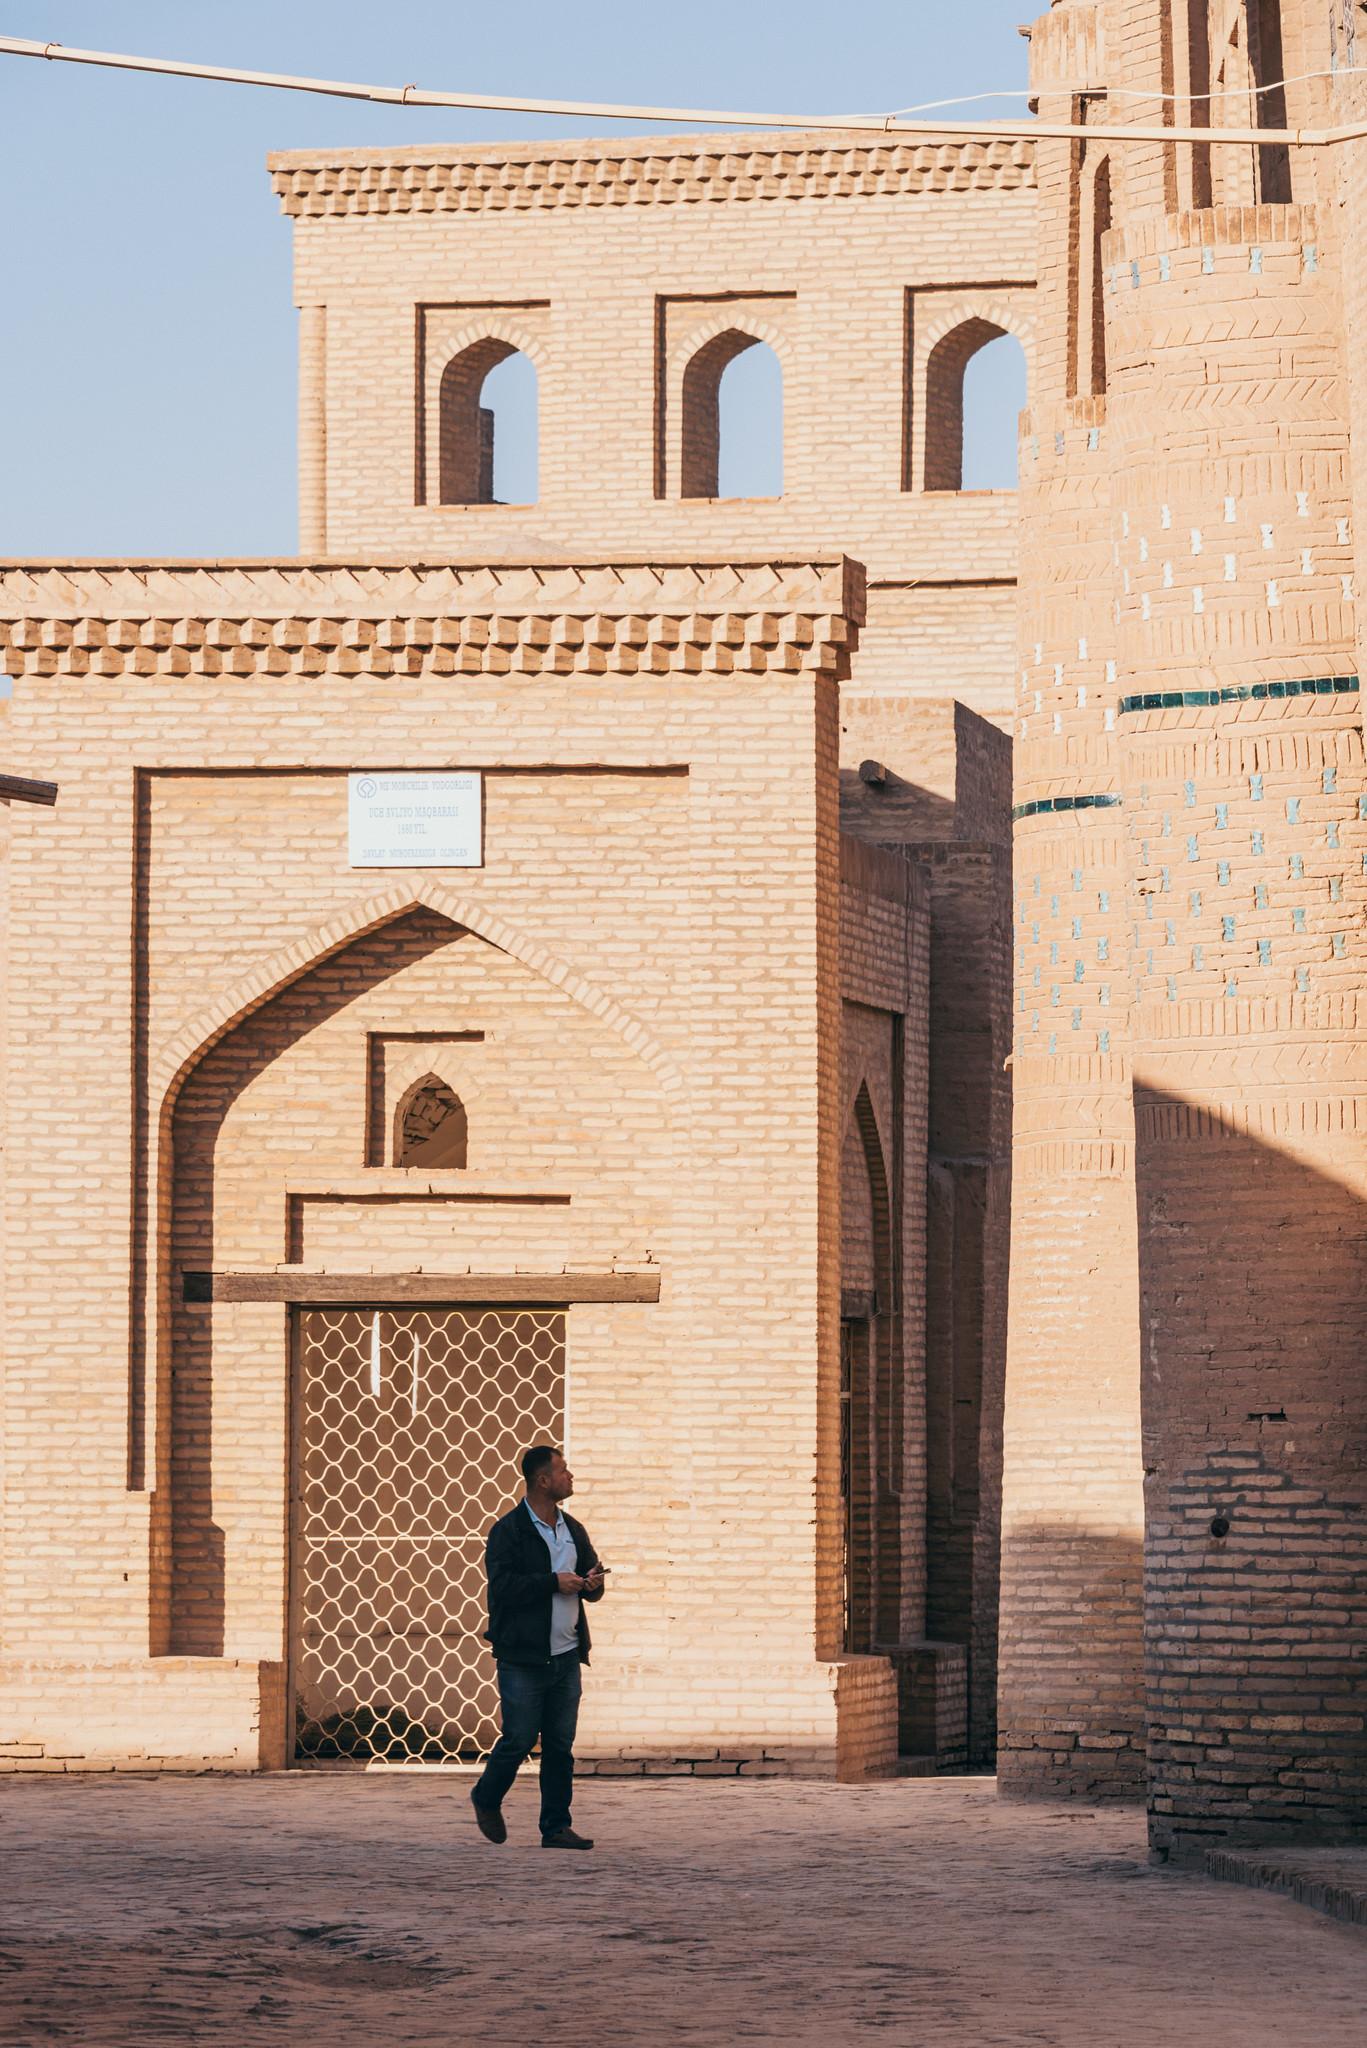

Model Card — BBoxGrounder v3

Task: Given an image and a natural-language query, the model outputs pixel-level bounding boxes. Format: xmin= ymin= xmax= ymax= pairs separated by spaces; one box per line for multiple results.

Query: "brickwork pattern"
xmin=0 ymin=556 xmax=909 ymax=1778
xmin=266 ymin=130 xmax=1034 ymax=729
xmin=1003 ymin=0 xmax=1367 ymax=1851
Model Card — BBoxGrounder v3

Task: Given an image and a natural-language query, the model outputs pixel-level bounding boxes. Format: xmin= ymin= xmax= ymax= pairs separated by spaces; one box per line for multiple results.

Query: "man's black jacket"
xmin=482 ymin=1502 xmax=604 ymax=1666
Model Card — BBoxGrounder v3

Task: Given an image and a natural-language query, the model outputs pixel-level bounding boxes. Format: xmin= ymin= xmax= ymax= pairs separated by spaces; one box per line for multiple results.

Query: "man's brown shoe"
xmin=471 ymin=1794 xmax=507 ymax=1844
xmin=541 ymin=1827 xmax=593 ymax=1850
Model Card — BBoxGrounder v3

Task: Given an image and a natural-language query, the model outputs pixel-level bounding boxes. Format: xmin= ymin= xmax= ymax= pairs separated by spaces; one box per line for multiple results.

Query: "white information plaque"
xmin=347 ymin=772 xmax=483 ymax=868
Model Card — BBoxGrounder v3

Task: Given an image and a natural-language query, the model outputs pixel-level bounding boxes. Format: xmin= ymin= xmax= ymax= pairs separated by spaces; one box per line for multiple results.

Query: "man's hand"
xmin=582 ymin=1564 xmax=605 ymax=1594
xmin=555 ymin=1570 xmax=585 ymax=1594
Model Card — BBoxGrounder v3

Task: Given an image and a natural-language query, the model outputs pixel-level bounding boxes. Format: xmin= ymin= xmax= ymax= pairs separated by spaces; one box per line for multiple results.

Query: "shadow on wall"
xmin=997 ymin=1525 xmax=1148 ymax=1799
xmin=165 ymin=909 xmax=463 ymax=1657
xmin=1134 ymin=1086 xmax=1367 ymax=1857
xmin=838 ymin=766 xmax=958 ymax=842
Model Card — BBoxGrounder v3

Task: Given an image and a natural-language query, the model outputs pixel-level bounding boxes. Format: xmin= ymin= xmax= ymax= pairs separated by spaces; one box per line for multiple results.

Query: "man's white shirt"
xmin=524 ymin=1499 xmax=580 ymax=1655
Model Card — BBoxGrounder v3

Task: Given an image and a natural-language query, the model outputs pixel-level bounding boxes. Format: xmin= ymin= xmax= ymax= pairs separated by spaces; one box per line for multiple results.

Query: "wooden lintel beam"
xmin=0 ymin=774 xmax=58 ymax=807
xmin=182 ymin=1268 xmax=660 ymax=1306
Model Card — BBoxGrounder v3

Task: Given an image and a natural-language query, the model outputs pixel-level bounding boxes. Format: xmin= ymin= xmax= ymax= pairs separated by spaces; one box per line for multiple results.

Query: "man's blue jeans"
xmin=473 ymin=1651 xmax=582 ymax=1837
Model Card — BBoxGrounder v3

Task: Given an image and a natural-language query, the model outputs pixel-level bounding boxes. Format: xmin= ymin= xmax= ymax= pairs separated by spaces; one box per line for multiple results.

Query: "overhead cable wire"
xmin=886 ymin=66 xmax=1362 ymax=115
xmin=4 ymin=33 xmax=1367 ymax=146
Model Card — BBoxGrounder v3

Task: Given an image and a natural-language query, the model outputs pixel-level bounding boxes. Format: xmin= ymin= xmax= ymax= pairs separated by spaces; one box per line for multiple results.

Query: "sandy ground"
xmin=3 ymin=1772 xmax=1366 ymax=2046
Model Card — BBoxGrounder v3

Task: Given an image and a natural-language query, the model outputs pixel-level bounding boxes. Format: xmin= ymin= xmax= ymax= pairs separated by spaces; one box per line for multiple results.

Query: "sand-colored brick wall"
xmin=837 ymin=702 xmax=1011 ymax=1763
xmin=267 ymin=131 xmax=1037 ymax=731
xmin=0 ymin=556 xmax=900 ymax=1776
xmin=1003 ymin=0 xmax=1367 ymax=1849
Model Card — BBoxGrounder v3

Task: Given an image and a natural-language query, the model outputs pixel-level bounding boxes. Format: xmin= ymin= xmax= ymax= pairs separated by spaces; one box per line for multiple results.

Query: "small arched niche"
xmin=924 ymin=321 xmax=1027 ymax=492
xmin=394 ymin=1074 xmax=468 ymax=1169
xmin=680 ymin=330 xmax=783 ymax=500
xmin=439 ymin=340 xmax=539 ymax=505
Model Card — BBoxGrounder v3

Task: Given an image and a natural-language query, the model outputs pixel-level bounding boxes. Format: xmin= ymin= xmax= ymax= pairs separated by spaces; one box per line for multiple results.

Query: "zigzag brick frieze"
xmin=0 ymin=558 xmax=862 ymax=679
xmin=268 ymin=134 xmax=1036 ymax=218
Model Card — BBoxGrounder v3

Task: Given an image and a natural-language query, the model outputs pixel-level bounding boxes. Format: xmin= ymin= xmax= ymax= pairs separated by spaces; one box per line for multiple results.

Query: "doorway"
xmin=290 ymin=1305 xmax=565 ymax=1762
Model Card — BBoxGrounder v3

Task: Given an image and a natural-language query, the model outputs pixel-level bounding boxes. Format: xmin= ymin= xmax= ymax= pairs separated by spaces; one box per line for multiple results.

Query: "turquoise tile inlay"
xmin=1252 ymin=830 xmax=1264 ymax=855
xmin=1255 ymin=883 xmax=1268 ymax=909
xmin=1287 ymin=797 xmax=1301 ymax=823
xmin=1222 ymin=914 xmax=1236 ymax=940
xmin=1333 ymin=932 xmax=1346 ymax=958
xmin=1290 ymin=853 xmax=1304 ymax=880
xmin=1218 ymin=860 xmax=1231 ymax=885
xmin=1215 ymin=803 xmax=1228 ymax=828
xmin=1187 ymin=836 xmax=1199 ymax=861
xmin=1099 ymin=1029 xmax=1110 ymax=1052
xmin=1012 ymin=793 xmax=1123 ymax=822
xmin=1323 ymin=765 xmax=1337 ymax=794
xmin=1250 ymin=773 xmax=1263 ymax=801
xmin=1184 ymin=779 xmax=1197 ymax=807
xmin=1292 ymin=907 xmax=1306 ymax=933
xmin=1118 ymin=675 xmax=1359 ymax=715
xmin=1258 ymin=938 xmax=1271 ymax=966
xmin=1327 ymin=820 xmax=1340 ymax=849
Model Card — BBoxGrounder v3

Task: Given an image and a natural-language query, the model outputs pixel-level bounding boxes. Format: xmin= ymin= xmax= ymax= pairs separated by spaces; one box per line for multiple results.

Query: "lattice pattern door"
xmin=291 ymin=1306 xmax=564 ymax=1761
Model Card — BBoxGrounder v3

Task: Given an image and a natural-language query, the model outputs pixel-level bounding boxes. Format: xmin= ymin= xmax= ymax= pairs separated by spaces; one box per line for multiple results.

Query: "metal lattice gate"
xmin=291 ymin=1306 xmax=565 ymax=1762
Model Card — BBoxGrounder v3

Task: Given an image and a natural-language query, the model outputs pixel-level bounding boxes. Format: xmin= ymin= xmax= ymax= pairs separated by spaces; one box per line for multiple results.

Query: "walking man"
xmin=471 ymin=1444 xmax=605 ymax=1850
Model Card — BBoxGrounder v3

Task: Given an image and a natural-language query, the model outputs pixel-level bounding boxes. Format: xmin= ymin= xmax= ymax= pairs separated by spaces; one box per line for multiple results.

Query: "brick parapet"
xmin=267 ymin=132 xmax=1036 ymax=218
xmin=0 ymin=558 xmax=863 ymax=682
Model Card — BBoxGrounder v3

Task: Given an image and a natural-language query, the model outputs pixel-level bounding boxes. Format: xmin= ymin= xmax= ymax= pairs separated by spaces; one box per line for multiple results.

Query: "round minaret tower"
xmin=1005 ymin=0 xmax=1367 ymax=1853
xmin=1000 ymin=0 xmax=1146 ymax=1802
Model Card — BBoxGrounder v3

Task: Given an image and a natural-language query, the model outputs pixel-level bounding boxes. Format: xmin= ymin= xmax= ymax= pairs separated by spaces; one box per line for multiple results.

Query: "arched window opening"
xmin=925 ymin=321 xmax=1027 ymax=492
xmin=394 ymin=1075 xmax=468 ymax=1169
xmin=680 ymin=331 xmax=783 ymax=499
xmin=1207 ymin=0 xmax=1290 ymax=205
xmin=1089 ymin=158 xmax=1112 ymax=397
xmin=840 ymin=1082 xmax=899 ymax=1654
xmin=438 ymin=341 xmax=538 ymax=505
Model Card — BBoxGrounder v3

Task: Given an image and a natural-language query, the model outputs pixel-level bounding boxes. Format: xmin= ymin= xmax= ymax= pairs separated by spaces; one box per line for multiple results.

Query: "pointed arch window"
xmin=394 ymin=1075 xmax=468 ymax=1169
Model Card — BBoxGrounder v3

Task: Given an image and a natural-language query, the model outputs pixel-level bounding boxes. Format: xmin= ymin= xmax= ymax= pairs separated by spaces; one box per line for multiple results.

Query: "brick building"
xmin=0 ymin=130 xmax=1023 ymax=1785
xmin=1 ymin=0 xmax=1362 ymax=1862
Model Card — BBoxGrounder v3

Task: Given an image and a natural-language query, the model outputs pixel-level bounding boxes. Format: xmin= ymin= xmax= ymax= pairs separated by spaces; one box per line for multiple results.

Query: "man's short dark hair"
xmin=521 ymin=1444 xmax=559 ymax=1486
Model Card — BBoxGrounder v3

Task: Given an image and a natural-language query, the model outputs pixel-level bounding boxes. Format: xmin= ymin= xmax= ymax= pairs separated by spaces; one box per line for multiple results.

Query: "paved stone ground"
xmin=3 ymin=1773 xmax=1366 ymax=2046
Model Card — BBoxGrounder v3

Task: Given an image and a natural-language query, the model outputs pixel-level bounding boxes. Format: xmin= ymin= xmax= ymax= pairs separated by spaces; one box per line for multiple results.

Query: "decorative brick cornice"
xmin=0 ymin=557 xmax=863 ymax=680
xmin=267 ymin=132 xmax=1035 ymax=219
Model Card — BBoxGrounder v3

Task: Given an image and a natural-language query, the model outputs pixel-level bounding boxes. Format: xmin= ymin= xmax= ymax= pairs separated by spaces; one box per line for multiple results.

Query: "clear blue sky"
xmin=3 ymin=2 xmax=1031 ymax=555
